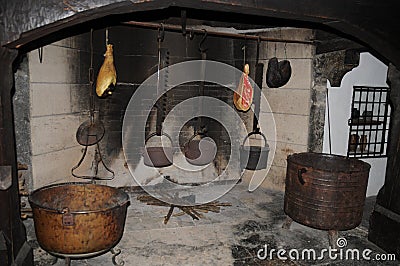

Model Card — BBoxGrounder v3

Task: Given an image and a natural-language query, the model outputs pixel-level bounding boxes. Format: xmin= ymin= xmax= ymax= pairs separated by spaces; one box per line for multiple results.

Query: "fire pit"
xmin=283 ymin=152 xmax=370 ymax=246
xmin=29 ymin=182 xmax=129 ymax=265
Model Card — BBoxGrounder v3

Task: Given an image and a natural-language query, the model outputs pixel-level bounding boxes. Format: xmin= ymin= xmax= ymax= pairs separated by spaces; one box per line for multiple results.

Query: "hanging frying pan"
xmin=143 ymin=29 xmax=174 ymax=168
xmin=71 ymin=29 xmax=114 ymax=180
xmin=184 ymin=132 xmax=217 ymax=166
xmin=143 ymin=132 xmax=174 ymax=167
xmin=76 ymin=119 xmax=105 ymax=146
xmin=183 ymin=30 xmax=217 ymax=166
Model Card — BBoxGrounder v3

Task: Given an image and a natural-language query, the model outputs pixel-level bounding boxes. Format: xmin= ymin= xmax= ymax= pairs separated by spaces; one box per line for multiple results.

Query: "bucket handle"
xmin=145 ymin=132 xmax=173 ymax=146
xmin=242 ymin=131 xmax=267 ymax=147
xmin=298 ymin=168 xmax=306 ymax=185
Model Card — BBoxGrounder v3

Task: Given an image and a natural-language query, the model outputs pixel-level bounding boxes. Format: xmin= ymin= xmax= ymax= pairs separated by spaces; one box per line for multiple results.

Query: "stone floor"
xmin=26 ymin=183 xmax=398 ymax=266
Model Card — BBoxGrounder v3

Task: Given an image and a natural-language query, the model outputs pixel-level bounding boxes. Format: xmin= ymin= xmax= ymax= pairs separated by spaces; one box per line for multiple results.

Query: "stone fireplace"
xmin=13 ymin=26 xmax=314 ymax=192
xmin=1 ymin=1 xmax=399 ymax=265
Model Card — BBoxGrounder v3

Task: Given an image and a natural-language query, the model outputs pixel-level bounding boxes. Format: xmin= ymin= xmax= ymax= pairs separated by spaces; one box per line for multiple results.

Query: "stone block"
xmin=259 ymin=113 xmax=309 ymax=145
xmin=30 ymin=83 xmax=71 ymax=117
xmin=260 ymin=42 xmax=314 ymax=60
xmin=270 ymin=142 xmax=308 ymax=168
xmin=261 ymin=58 xmax=313 ymax=90
xmin=31 ymin=146 xmax=88 ymax=189
xmin=264 ymin=165 xmax=287 ymax=191
xmin=29 ymin=45 xmax=69 ymax=83
xmin=261 ymin=88 xmax=311 ymax=115
xmin=51 ymin=38 xmax=71 ymax=48
xmin=261 ymin=28 xmax=313 ymax=41
xmin=31 ymin=114 xmax=82 ymax=155
xmin=70 ymin=84 xmax=90 ymax=113
xmin=28 ymin=45 xmax=81 ymax=83
xmin=240 ymin=165 xmax=286 ymax=191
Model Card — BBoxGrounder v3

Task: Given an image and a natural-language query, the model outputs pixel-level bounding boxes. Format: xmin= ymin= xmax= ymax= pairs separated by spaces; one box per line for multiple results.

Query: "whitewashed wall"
xmin=322 ymin=52 xmax=389 ymax=196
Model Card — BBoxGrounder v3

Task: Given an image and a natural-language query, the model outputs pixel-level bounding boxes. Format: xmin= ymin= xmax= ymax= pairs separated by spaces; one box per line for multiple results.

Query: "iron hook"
xmin=157 ymin=23 xmax=165 ymax=42
xmin=199 ymin=29 xmax=208 ymax=53
xmin=189 ymin=28 xmax=195 ymax=40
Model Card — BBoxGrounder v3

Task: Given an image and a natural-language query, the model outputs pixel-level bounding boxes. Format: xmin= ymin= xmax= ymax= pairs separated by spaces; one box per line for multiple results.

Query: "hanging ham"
xmin=234 ymin=64 xmax=253 ymax=112
xmin=96 ymin=44 xmax=117 ymax=97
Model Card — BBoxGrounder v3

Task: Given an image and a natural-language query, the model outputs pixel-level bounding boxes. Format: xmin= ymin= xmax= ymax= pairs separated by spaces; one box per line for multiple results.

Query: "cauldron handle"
xmin=298 ymin=168 xmax=307 ymax=185
xmin=242 ymin=131 xmax=267 ymax=147
xmin=145 ymin=132 xmax=173 ymax=146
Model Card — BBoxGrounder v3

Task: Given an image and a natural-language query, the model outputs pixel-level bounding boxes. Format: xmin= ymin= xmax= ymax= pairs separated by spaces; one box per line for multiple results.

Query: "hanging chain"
xmin=256 ymin=36 xmax=261 ymax=65
xmin=89 ymin=28 xmax=95 ymax=123
xmin=242 ymin=35 xmax=247 ymax=65
xmin=105 ymin=27 xmax=109 ymax=45
xmin=157 ymin=23 xmax=164 ymax=97
xmin=284 ymin=42 xmax=288 ymax=59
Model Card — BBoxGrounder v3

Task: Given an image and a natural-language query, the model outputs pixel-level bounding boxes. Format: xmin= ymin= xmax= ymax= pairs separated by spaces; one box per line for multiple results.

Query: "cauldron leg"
xmin=64 ymin=257 xmax=71 ymax=266
xmin=282 ymin=216 xmax=293 ymax=229
xmin=328 ymin=230 xmax=339 ymax=248
xmin=111 ymin=247 xmax=124 ymax=265
xmin=50 ymin=255 xmax=58 ymax=265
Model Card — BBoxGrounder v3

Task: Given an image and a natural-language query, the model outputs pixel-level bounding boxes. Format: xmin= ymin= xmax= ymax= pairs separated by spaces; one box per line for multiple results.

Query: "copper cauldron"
xmin=29 ymin=182 xmax=129 ymax=258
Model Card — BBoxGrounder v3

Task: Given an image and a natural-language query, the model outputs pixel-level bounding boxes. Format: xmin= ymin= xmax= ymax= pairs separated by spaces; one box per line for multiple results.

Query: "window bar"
xmin=374 ymin=89 xmax=383 ymax=155
xmin=367 ymin=88 xmax=376 ymax=157
xmin=361 ymin=87 xmax=369 ymax=156
xmin=348 ymin=87 xmax=357 ymax=157
xmin=381 ymin=88 xmax=390 ymax=155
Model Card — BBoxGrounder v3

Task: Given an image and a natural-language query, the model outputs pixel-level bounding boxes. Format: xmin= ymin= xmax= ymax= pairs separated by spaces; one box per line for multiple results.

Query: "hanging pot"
xmin=240 ymin=131 xmax=269 ymax=170
xmin=184 ymin=133 xmax=217 ymax=166
xmin=143 ymin=132 xmax=174 ymax=167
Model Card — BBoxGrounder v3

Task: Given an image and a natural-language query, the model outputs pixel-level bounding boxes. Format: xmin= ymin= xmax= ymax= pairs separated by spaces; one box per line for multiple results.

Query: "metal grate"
xmin=347 ymin=86 xmax=391 ymax=158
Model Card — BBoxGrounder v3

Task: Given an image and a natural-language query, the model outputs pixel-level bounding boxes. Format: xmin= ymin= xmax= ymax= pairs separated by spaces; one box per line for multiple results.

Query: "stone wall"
xmin=243 ymin=28 xmax=314 ymax=191
xmin=27 ymin=35 xmax=92 ymax=189
xmin=18 ymin=27 xmax=315 ymax=191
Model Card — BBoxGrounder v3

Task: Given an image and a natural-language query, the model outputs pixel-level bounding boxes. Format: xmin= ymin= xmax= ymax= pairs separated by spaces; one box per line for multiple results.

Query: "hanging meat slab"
xmin=234 ymin=64 xmax=253 ymax=112
xmin=96 ymin=44 xmax=117 ymax=97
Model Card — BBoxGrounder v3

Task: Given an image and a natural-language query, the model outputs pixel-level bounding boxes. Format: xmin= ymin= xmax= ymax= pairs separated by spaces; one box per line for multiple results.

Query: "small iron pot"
xmin=29 ymin=182 xmax=129 ymax=258
xmin=240 ymin=131 xmax=269 ymax=170
xmin=184 ymin=133 xmax=217 ymax=166
xmin=143 ymin=132 xmax=174 ymax=167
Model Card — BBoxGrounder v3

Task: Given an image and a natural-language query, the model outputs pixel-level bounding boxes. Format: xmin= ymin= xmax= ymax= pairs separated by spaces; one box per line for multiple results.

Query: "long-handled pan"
xmin=143 ymin=27 xmax=174 ymax=167
xmin=184 ymin=30 xmax=217 ymax=166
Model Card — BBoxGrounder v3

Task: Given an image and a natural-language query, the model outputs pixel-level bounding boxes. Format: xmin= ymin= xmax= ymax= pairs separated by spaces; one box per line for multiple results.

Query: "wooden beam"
xmin=0 ymin=47 xmax=33 ymax=265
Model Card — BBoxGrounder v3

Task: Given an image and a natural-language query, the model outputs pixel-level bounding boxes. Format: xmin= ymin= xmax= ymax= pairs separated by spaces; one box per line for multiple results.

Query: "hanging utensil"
xmin=184 ymin=30 xmax=217 ymax=166
xmin=143 ymin=131 xmax=174 ymax=167
xmin=72 ymin=28 xmax=114 ymax=180
xmin=143 ymin=25 xmax=175 ymax=167
xmin=240 ymin=131 xmax=270 ymax=170
xmin=240 ymin=37 xmax=269 ymax=170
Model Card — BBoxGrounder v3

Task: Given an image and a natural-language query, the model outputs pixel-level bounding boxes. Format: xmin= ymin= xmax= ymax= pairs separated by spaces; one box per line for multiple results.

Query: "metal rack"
xmin=347 ymin=86 xmax=391 ymax=158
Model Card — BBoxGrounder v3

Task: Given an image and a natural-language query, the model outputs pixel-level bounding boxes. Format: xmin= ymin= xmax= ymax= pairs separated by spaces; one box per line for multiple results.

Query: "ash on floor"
xmin=25 ymin=184 xmax=397 ymax=266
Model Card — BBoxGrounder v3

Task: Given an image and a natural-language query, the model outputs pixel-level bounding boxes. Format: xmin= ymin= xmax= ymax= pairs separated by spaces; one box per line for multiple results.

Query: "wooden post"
xmin=369 ymin=64 xmax=400 ymax=258
xmin=0 ymin=47 xmax=33 ymax=265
